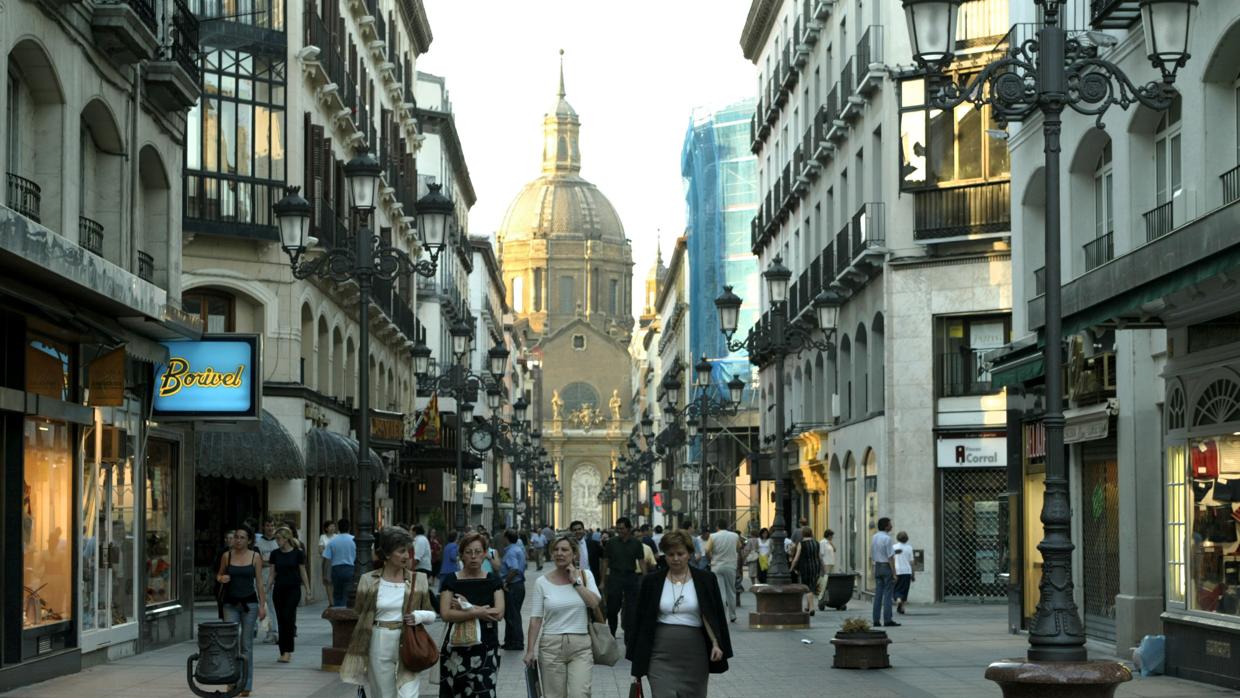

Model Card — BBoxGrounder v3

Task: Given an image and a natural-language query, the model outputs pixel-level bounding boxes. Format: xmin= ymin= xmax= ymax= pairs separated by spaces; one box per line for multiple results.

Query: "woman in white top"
xmin=318 ymin=519 xmax=337 ymax=603
xmin=523 ymin=536 xmax=601 ymax=698
xmin=340 ymin=527 xmax=437 ymax=698
xmin=892 ymin=530 xmax=915 ymax=614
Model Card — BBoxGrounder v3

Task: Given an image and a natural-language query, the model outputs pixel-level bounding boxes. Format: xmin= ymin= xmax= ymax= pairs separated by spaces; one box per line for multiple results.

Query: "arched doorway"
xmin=569 ymin=464 xmax=603 ymax=529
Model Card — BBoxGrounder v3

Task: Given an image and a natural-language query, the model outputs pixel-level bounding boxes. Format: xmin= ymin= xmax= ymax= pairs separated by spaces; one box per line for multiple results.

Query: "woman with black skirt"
xmin=438 ymin=532 xmax=505 ymax=697
xmin=627 ymin=529 xmax=732 ymax=698
xmin=790 ymin=525 xmax=821 ymax=616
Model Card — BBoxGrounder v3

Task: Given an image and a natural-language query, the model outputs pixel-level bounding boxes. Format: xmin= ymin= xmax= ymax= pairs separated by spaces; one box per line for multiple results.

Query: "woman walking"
xmin=790 ymin=526 xmax=821 ymax=616
xmin=318 ymin=520 xmax=337 ymax=603
xmin=893 ymin=531 xmax=915 ymax=614
xmin=215 ymin=524 xmax=266 ymax=697
xmin=269 ymin=527 xmax=311 ymax=663
xmin=438 ymin=532 xmax=505 ymax=697
xmin=628 ymin=529 xmax=732 ymax=698
xmin=523 ymin=536 xmax=602 ymax=698
xmin=341 ymin=527 xmax=437 ymax=698
xmin=755 ymin=528 xmax=771 ymax=584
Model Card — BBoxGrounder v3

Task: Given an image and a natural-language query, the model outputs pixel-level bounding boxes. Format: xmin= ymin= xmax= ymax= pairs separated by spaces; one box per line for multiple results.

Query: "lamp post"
xmin=900 ymin=0 xmax=1195 ymax=689
xmin=413 ymin=323 xmax=509 ymax=532
xmin=667 ymin=356 xmax=745 ymax=525
xmin=274 ymin=148 xmax=450 ymax=590
xmin=715 ymin=256 xmax=841 ymax=592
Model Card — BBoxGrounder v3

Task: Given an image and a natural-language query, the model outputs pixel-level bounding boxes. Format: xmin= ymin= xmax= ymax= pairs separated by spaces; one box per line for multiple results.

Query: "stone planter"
xmin=831 ymin=630 xmax=891 ymax=669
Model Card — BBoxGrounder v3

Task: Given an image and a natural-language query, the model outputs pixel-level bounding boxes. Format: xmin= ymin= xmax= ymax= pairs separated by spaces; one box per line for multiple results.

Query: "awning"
xmin=345 ymin=435 xmax=385 ymax=481
xmin=195 ymin=409 xmax=305 ymax=479
xmin=991 ymin=355 xmax=1045 ymax=390
xmin=305 ymin=428 xmax=359 ymax=479
xmin=1064 ymin=399 xmax=1119 ymax=444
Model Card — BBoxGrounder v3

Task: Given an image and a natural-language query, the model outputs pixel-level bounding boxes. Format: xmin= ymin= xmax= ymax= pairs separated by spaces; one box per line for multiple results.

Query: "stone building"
xmin=498 ymin=59 xmax=634 ymax=529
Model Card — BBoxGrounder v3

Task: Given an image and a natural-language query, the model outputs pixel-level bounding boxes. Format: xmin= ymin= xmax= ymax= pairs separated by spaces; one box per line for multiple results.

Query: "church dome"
xmin=498 ymin=51 xmax=626 ymax=244
xmin=499 ymin=174 xmax=626 ymax=242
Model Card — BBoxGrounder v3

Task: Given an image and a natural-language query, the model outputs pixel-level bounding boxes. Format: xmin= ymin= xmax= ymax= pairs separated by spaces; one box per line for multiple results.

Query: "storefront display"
xmin=145 ymin=439 xmax=176 ymax=606
xmin=23 ymin=417 xmax=73 ymax=629
xmin=1182 ymin=435 xmax=1240 ymax=617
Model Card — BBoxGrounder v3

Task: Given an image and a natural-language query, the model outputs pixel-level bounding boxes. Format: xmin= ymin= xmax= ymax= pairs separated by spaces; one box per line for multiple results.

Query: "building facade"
xmin=179 ymin=0 xmax=443 ymax=597
xmin=989 ymin=0 xmax=1240 ymax=684
xmin=1 ymin=0 xmax=201 ymax=686
xmin=740 ymin=0 xmax=1012 ymax=603
xmin=498 ymin=62 xmax=634 ymax=530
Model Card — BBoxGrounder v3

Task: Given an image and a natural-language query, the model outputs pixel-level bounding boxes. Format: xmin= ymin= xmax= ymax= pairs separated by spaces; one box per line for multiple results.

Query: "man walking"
xmin=323 ymin=519 xmax=356 ymax=607
xmin=411 ymin=524 xmax=433 ymax=576
xmin=499 ymin=529 xmax=527 ymax=650
xmin=530 ymin=527 xmax=546 ymax=570
xmin=600 ymin=517 xmax=647 ymax=641
xmin=254 ymin=517 xmax=280 ymax=643
xmin=705 ymin=520 xmax=742 ymax=623
xmin=871 ymin=517 xmax=899 ymax=627
xmin=570 ymin=520 xmax=604 ymax=582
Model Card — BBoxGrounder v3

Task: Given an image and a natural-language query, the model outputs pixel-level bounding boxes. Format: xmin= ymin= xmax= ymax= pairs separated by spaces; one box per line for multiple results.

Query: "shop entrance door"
xmin=1080 ymin=445 xmax=1119 ymax=642
xmin=81 ymin=428 xmax=138 ymax=651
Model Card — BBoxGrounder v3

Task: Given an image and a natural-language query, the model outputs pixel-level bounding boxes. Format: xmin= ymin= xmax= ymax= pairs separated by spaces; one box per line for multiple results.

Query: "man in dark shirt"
xmin=601 ymin=517 xmax=648 ymax=641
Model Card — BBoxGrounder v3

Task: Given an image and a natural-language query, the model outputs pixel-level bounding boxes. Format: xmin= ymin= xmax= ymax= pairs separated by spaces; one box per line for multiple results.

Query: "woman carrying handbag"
xmin=438 ymin=532 xmax=505 ymax=697
xmin=627 ymin=529 xmax=733 ymax=698
xmin=523 ymin=536 xmax=603 ymax=698
xmin=341 ymin=527 xmax=437 ymax=698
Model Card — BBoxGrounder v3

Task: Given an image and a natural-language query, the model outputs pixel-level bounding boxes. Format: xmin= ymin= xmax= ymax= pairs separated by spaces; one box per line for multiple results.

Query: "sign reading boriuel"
xmin=152 ymin=335 xmax=261 ymax=420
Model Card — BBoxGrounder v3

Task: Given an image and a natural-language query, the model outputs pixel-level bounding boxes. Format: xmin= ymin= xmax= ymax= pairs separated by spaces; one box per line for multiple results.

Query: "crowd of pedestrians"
xmin=208 ymin=513 xmax=917 ymax=697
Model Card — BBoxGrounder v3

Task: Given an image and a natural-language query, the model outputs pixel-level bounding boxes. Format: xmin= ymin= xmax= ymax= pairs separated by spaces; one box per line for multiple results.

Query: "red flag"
xmin=415 ymin=392 xmax=441 ymax=445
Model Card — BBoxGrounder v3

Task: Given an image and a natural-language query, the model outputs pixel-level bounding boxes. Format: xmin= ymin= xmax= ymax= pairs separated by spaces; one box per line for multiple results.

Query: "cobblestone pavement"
xmin=7 ymin=565 xmax=1239 ymax=697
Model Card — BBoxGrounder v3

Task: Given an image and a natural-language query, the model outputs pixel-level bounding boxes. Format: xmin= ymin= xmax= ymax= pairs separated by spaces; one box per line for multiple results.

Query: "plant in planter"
xmin=831 ymin=617 xmax=891 ymax=670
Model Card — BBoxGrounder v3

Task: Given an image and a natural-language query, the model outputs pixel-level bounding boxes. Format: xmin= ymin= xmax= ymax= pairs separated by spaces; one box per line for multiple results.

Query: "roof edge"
xmin=740 ymin=0 xmax=781 ymax=62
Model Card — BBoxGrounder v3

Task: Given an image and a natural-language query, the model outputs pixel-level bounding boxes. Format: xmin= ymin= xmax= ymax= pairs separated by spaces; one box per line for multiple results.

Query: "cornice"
xmin=740 ymin=0 xmax=781 ymax=63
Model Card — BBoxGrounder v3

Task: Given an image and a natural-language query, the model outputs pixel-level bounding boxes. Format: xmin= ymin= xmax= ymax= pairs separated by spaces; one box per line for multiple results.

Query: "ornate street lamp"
xmin=414 ymin=183 xmax=453 ymax=263
xmin=900 ymin=0 xmax=1195 ymax=688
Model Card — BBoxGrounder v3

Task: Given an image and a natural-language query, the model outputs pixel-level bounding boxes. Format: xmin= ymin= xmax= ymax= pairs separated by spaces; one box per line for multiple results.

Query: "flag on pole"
xmin=415 ymin=392 xmax=442 ymax=445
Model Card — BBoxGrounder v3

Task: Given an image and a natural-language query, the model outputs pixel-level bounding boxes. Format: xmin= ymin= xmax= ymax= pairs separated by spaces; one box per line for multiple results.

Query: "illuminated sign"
xmin=936 ymin=433 xmax=1007 ymax=468
xmin=153 ymin=335 xmax=261 ymax=419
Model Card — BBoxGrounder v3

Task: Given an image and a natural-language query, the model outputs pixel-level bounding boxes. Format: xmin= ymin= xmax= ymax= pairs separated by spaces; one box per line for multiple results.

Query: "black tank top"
xmin=225 ymin=550 xmax=258 ymax=603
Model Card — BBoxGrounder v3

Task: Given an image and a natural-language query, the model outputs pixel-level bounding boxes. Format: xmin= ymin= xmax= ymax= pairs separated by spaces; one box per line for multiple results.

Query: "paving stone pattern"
xmin=7 ymin=564 xmax=1238 ymax=697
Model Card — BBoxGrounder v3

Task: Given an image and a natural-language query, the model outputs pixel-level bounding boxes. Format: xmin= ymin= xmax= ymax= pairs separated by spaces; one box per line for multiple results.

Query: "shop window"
xmin=936 ymin=315 xmax=1011 ymax=397
xmin=24 ymin=417 xmax=73 ymax=628
xmin=1185 ymin=435 xmax=1240 ymax=617
xmin=1166 ymin=444 xmax=1187 ymax=605
xmin=145 ymin=439 xmax=176 ymax=605
xmin=182 ymin=290 xmax=236 ymax=333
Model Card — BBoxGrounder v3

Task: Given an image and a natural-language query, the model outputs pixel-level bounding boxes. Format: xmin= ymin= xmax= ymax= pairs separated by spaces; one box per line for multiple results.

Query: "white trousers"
xmin=367 ymin=626 xmax=422 ymax=698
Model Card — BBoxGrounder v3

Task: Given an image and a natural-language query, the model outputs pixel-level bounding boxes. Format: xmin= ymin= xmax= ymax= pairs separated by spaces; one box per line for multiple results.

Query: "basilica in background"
xmin=497 ymin=57 xmax=634 ymax=529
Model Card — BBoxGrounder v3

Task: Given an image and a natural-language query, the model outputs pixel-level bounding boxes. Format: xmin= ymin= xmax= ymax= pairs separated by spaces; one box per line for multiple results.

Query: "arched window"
xmin=1088 ymin=141 xmax=1114 ymax=271
xmin=512 ymin=276 xmax=525 ymax=313
xmin=560 ymin=382 xmax=599 ymax=414
xmin=1151 ymin=97 xmax=1182 ymax=239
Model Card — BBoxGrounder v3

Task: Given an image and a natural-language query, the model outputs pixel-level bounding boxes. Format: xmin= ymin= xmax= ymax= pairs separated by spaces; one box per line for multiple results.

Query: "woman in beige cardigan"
xmin=341 ymin=527 xmax=437 ymax=698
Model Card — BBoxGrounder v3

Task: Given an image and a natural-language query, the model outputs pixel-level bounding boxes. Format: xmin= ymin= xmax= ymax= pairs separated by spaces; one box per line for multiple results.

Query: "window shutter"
xmin=306 ymin=114 xmax=322 ymax=235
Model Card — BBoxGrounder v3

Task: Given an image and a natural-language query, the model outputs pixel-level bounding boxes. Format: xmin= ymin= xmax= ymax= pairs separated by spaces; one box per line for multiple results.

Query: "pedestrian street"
xmin=4 ymin=561 xmax=1235 ymax=698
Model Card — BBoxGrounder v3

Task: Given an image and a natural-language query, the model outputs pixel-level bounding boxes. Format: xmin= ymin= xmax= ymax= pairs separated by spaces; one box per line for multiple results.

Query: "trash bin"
xmin=819 ymin=572 xmax=858 ymax=611
xmin=187 ymin=621 xmax=247 ymax=698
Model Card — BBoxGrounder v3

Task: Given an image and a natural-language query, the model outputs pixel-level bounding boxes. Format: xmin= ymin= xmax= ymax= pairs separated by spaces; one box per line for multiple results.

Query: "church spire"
xmin=542 ymin=49 xmax=582 ymax=175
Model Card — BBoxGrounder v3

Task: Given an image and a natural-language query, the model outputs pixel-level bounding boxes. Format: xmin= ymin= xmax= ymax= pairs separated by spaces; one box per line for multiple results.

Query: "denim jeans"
xmin=872 ymin=562 xmax=894 ymax=625
xmin=330 ymin=564 xmax=354 ymax=607
xmin=221 ymin=602 xmax=258 ymax=690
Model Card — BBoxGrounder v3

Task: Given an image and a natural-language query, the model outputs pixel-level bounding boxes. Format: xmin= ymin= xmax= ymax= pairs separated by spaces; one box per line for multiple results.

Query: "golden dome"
xmin=499 ymin=174 xmax=626 ymax=242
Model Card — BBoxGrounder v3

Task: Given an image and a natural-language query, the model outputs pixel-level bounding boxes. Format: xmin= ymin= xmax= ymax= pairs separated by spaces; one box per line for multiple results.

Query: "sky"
xmin=417 ymin=1 xmax=756 ymax=315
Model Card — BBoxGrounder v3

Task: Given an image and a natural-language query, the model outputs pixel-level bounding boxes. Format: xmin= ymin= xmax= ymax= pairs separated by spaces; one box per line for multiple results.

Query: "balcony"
xmin=939 ymin=351 xmax=995 ymax=397
xmin=1083 ymin=232 xmax=1114 ymax=272
xmin=137 ymin=251 xmax=155 ymax=281
xmin=1222 ymin=165 xmax=1240 ymax=207
xmin=91 ymin=0 xmax=160 ymax=65
xmin=798 ymin=0 xmax=820 ymax=46
xmin=913 ymin=181 xmax=1011 ymax=241
xmin=857 ymin=26 xmax=884 ymax=94
xmin=833 ymin=222 xmax=850 ymax=279
xmin=1033 ymin=267 xmax=1045 ymax=296
xmin=957 ymin=0 xmax=1011 ymax=46
xmin=145 ymin=0 xmax=201 ymax=111
xmin=813 ymin=105 xmax=834 ymax=163
xmin=781 ymin=163 xmax=793 ymax=213
xmin=825 ymin=84 xmax=846 ymax=142
xmin=6 ymin=173 xmax=41 ymax=223
xmin=1090 ymin=0 xmax=1140 ymax=29
xmin=851 ymin=202 xmax=886 ymax=258
xmin=793 ymin=145 xmax=810 ymax=195
xmin=813 ymin=0 xmax=833 ymax=21
xmin=840 ymin=57 xmax=863 ymax=121
xmin=79 ymin=216 xmax=104 ymax=256
xmin=800 ymin=126 xmax=821 ymax=181
xmin=1143 ymin=200 xmax=1173 ymax=242
xmin=780 ymin=40 xmax=798 ymax=91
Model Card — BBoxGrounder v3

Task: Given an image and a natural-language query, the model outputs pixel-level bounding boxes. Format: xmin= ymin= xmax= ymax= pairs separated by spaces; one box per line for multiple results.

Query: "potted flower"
xmin=830 ymin=617 xmax=891 ymax=670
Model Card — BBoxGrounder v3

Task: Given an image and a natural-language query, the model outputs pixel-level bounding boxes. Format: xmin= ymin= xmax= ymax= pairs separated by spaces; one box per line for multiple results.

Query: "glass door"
xmin=81 ymin=427 xmax=138 ymax=649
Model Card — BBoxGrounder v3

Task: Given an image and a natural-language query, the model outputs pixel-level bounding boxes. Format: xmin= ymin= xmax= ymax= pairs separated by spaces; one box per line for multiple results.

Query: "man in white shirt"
xmin=870 ymin=517 xmax=898 ymax=627
xmin=817 ymin=529 xmax=836 ymax=606
xmin=254 ymin=517 xmax=280 ymax=643
xmin=530 ymin=529 xmax=546 ymax=570
xmin=705 ymin=520 xmax=742 ymax=623
xmin=411 ymin=524 xmax=433 ymax=575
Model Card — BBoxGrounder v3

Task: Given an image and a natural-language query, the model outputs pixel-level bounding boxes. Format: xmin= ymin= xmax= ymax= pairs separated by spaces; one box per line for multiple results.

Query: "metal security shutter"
xmin=1080 ymin=441 xmax=1119 ymax=642
xmin=941 ymin=468 xmax=1007 ymax=601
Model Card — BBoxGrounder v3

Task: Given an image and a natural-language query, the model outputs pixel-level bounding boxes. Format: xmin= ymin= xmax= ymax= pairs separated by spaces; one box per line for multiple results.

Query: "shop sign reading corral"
xmin=152 ymin=335 xmax=261 ymax=419
xmin=937 ymin=433 xmax=1007 ymax=468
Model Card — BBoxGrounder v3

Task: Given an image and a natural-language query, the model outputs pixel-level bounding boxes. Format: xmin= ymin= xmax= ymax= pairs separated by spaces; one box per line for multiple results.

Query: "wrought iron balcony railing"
xmin=1083 ymin=232 xmax=1114 ymax=272
xmin=80 ymin=216 xmax=104 ymax=255
xmin=128 ymin=0 xmax=159 ymax=35
xmin=1143 ymin=200 xmax=1174 ymax=242
xmin=168 ymin=0 xmax=201 ymax=84
xmin=851 ymin=202 xmax=886 ymax=254
xmin=137 ymin=251 xmax=155 ymax=281
xmin=939 ymin=351 xmax=995 ymax=397
xmin=913 ymin=181 xmax=1010 ymax=241
xmin=1033 ymin=266 xmax=1045 ymax=296
xmin=6 ymin=172 xmax=41 ymax=223
xmin=1222 ymin=165 xmax=1240 ymax=208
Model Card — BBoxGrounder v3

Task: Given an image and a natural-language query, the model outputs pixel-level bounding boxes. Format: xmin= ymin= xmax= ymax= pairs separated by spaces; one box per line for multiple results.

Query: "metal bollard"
xmin=187 ymin=621 xmax=248 ymax=698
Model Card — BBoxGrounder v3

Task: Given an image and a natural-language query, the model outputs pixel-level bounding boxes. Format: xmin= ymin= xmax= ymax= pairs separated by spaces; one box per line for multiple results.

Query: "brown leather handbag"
xmin=399 ymin=572 xmax=439 ymax=672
